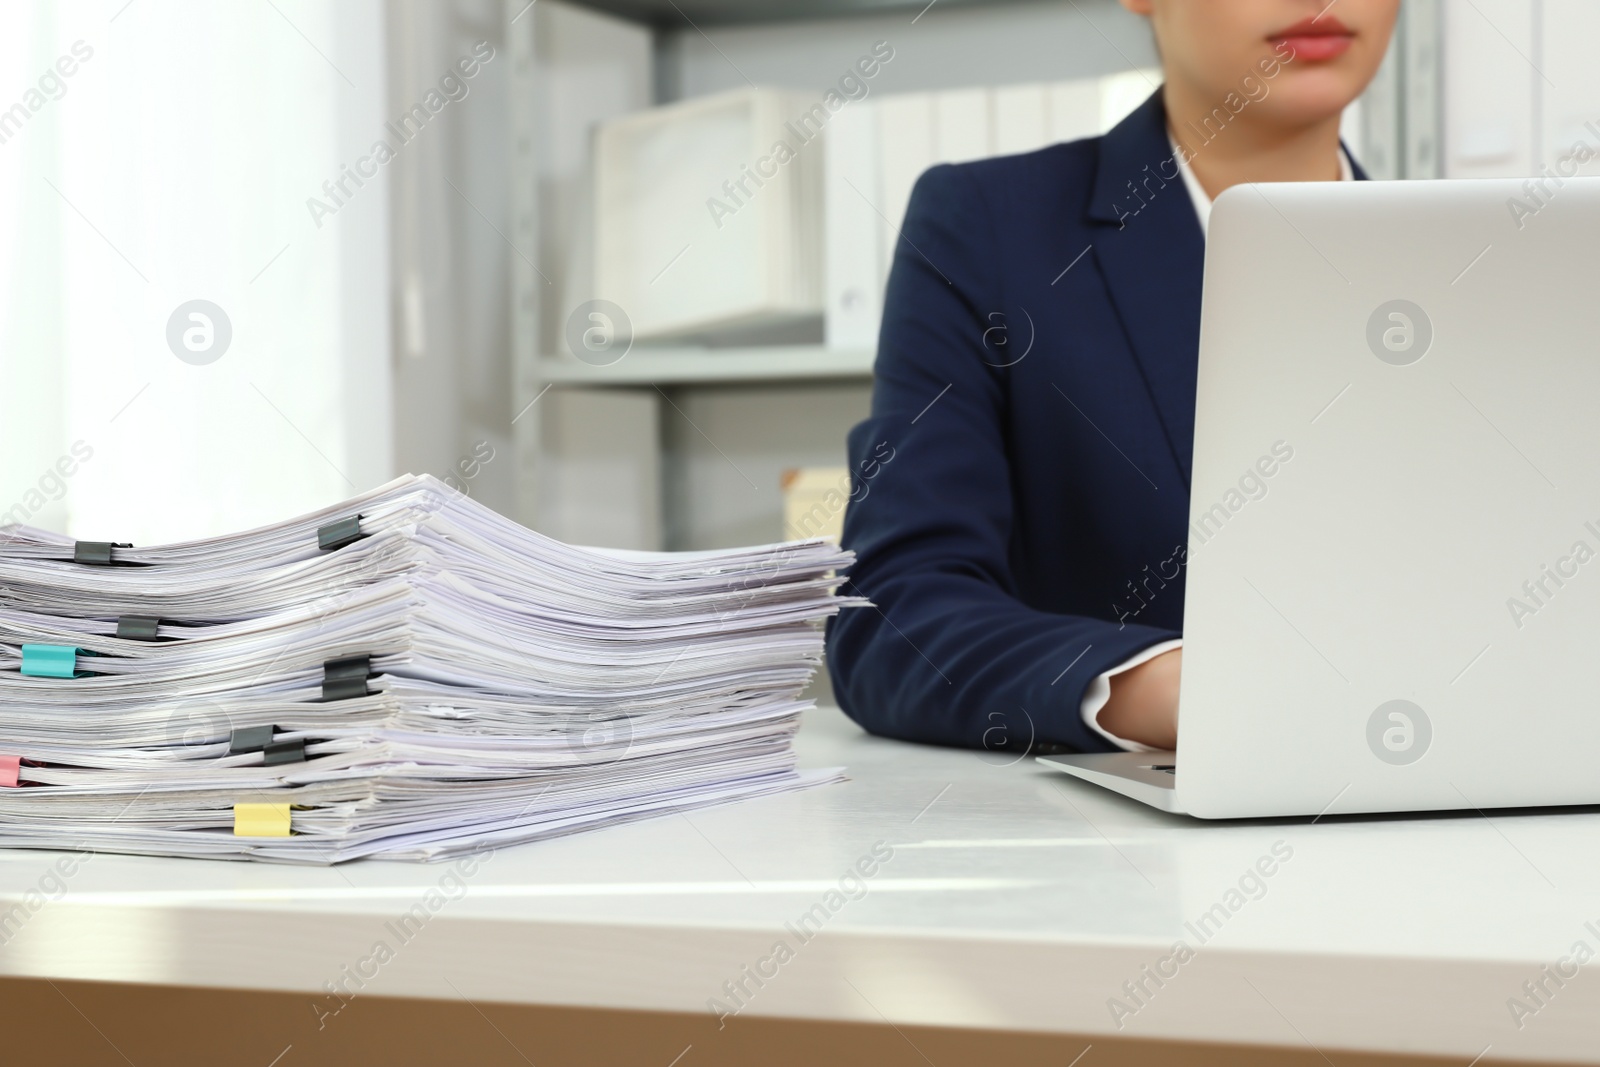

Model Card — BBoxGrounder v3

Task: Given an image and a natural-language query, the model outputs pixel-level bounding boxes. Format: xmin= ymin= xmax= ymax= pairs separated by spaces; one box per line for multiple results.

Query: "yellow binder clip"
xmin=233 ymin=802 xmax=292 ymax=837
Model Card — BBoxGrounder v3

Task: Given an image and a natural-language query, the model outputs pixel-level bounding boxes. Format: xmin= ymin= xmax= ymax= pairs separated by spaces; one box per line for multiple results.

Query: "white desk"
xmin=0 ymin=706 xmax=1595 ymax=1064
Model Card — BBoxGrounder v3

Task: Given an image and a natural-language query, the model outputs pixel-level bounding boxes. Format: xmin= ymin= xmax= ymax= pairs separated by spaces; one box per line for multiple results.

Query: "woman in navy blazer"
xmin=826 ymin=1 xmax=1400 ymax=753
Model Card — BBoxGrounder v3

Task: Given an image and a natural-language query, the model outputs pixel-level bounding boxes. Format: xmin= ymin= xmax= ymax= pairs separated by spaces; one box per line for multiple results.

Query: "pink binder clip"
xmin=0 ymin=755 xmax=21 ymax=788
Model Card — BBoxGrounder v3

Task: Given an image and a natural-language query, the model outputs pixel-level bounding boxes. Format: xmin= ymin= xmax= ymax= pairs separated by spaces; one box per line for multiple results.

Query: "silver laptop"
xmin=1042 ymin=175 xmax=1600 ymax=818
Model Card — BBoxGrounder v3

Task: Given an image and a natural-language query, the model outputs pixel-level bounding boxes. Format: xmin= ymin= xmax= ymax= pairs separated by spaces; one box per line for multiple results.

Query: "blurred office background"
xmin=0 ymin=0 xmax=1592 ymax=551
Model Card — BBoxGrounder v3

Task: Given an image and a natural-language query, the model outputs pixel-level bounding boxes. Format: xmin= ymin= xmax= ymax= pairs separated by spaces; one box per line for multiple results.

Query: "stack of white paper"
xmin=0 ymin=475 xmax=858 ymax=863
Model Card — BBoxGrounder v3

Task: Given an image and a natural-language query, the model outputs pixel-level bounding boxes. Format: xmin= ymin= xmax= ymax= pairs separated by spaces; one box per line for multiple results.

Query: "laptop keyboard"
xmin=1148 ymin=765 xmax=1176 ymax=775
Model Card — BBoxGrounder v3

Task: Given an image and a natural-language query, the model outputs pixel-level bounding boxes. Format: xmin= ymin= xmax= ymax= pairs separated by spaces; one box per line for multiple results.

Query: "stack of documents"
xmin=0 ymin=475 xmax=856 ymax=863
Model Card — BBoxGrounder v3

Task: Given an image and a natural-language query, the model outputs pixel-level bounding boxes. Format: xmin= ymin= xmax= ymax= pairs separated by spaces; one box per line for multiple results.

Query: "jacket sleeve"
xmin=825 ymin=162 xmax=1180 ymax=753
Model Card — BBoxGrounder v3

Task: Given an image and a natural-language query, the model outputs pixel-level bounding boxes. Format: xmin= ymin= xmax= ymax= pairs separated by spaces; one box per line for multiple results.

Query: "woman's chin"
xmin=1254 ymin=80 xmax=1369 ymax=130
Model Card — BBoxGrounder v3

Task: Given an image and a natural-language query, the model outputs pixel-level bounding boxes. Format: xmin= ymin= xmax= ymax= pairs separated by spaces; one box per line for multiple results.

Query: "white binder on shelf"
xmin=872 ymin=91 xmax=937 ymax=282
xmin=932 ymin=87 xmax=993 ymax=164
xmin=993 ymin=83 xmax=1050 ymax=156
xmin=823 ymin=103 xmax=884 ymax=352
xmin=594 ymin=88 xmax=824 ymax=344
xmin=1047 ymin=78 xmax=1104 ymax=145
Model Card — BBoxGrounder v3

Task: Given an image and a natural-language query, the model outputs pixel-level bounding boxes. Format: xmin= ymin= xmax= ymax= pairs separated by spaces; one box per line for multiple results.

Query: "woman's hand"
xmin=1096 ymin=648 xmax=1182 ymax=750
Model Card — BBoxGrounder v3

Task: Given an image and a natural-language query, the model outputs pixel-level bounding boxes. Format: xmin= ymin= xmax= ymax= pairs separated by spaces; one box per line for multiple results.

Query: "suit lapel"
xmin=1079 ymin=93 xmax=1373 ymax=486
xmin=1346 ymin=145 xmax=1372 ymax=181
xmin=1084 ymin=90 xmax=1206 ymax=489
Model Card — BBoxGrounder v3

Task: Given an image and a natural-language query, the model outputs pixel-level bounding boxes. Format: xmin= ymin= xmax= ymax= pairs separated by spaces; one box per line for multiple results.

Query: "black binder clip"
xmin=116 ymin=615 xmax=161 ymax=641
xmin=322 ymin=654 xmax=373 ymax=701
xmin=262 ymin=737 xmax=307 ymax=766
xmin=229 ymin=725 xmax=276 ymax=755
xmin=317 ymin=515 xmax=366 ymax=551
xmin=227 ymin=726 xmax=307 ymax=765
xmin=73 ymin=541 xmax=132 ymax=565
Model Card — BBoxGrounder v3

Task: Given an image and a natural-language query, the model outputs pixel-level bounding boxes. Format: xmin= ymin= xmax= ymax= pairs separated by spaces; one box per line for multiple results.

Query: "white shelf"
xmin=537 ymin=345 xmax=875 ymax=387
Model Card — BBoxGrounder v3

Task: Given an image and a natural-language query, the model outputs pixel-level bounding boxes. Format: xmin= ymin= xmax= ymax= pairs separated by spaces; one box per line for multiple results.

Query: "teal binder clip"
xmin=20 ymin=644 xmax=84 ymax=678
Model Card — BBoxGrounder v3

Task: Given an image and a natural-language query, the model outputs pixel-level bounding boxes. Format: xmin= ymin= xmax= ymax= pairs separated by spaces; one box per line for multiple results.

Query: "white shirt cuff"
xmin=1078 ymin=639 xmax=1183 ymax=752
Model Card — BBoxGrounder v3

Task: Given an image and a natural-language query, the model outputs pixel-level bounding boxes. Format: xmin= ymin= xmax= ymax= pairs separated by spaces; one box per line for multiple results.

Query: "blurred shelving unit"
xmin=503 ymin=0 xmax=1436 ymax=553
xmin=537 ymin=346 xmax=875 ymax=386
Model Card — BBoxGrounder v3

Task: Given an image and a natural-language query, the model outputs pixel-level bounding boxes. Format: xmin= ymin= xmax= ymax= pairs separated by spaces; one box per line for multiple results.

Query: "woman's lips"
xmin=1270 ymin=15 xmax=1355 ymax=62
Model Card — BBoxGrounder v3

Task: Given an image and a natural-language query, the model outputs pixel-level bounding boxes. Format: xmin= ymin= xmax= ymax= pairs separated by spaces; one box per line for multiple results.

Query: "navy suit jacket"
xmin=826 ymin=88 xmax=1366 ymax=753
